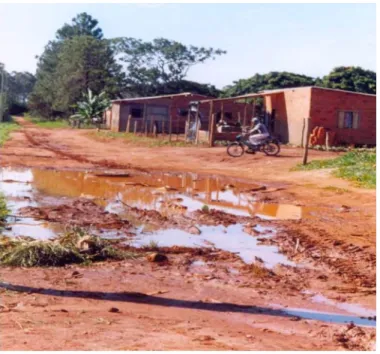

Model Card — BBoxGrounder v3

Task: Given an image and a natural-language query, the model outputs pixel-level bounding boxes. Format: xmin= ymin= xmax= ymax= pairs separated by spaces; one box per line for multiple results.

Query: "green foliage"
xmin=294 ymin=151 xmax=376 ymax=188
xmin=88 ymin=130 xmax=206 ymax=147
xmin=0 ymin=194 xmax=8 ymax=220
xmin=0 ymin=227 xmax=137 ymax=267
xmin=70 ymin=89 xmax=111 ymax=127
xmin=29 ymin=14 xmax=124 ymax=119
xmin=201 ymin=205 xmax=210 ymax=213
xmin=112 ymin=37 xmax=226 ymax=96
xmin=24 ymin=114 xmax=70 ymax=129
xmin=56 ymin=12 xmax=103 ymax=40
xmin=318 ymin=66 xmax=376 ymax=94
xmin=0 ymin=63 xmax=35 ymax=117
xmin=222 ymin=71 xmax=316 ymax=97
xmin=0 ymin=120 xmax=18 ymax=146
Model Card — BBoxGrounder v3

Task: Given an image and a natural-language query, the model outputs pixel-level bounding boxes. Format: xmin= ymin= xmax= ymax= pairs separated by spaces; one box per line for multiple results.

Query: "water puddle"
xmin=0 ymin=167 xmax=304 ymax=268
xmin=271 ymin=304 xmax=376 ymax=327
xmin=130 ymin=224 xmax=294 ymax=269
xmin=302 ymin=291 xmax=376 ymax=318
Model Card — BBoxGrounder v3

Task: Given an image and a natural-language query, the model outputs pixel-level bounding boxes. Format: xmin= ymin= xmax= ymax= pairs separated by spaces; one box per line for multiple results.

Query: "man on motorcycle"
xmin=248 ymin=117 xmax=270 ymax=148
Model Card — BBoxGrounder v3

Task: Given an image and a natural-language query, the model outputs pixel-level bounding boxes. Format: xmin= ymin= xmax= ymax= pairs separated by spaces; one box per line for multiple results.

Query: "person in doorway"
xmin=248 ymin=117 xmax=270 ymax=149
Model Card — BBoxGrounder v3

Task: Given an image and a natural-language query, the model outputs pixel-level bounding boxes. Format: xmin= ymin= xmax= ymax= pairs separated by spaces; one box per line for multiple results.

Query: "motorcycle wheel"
xmin=263 ymin=142 xmax=280 ymax=156
xmin=227 ymin=142 xmax=245 ymax=157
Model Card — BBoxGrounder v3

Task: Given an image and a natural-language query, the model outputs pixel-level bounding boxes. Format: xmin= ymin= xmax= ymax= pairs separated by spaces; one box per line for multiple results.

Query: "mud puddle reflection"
xmin=0 ymin=167 xmax=306 ymax=267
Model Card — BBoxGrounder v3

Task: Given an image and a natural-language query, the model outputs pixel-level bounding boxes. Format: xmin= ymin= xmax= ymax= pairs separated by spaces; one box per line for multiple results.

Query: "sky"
xmin=0 ymin=2 xmax=376 ymax=89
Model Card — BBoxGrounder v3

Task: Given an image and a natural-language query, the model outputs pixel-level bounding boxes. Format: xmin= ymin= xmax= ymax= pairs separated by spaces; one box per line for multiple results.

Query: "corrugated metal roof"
xmin=112 ymin=92 xmax=211 ymax=103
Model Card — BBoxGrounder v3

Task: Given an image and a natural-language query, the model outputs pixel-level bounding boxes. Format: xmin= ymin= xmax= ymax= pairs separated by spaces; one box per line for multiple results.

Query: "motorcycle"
xmin=227 ymin=132 xmax=281 ymax=157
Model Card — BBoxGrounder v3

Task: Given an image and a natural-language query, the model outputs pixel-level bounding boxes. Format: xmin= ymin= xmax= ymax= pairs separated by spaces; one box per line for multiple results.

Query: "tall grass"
xmin=294 ymin=151 xmax=376 ymax=188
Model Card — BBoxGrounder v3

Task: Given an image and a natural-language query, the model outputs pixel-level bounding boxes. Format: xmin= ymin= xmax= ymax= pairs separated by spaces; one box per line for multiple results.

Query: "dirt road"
xmin=0 ymin=118 xmax=376 ymax=350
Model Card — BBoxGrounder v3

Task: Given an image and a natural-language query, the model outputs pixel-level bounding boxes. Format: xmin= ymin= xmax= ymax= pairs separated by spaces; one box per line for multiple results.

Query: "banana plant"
xmin=70 ymin=89 xmax=111 ymax=128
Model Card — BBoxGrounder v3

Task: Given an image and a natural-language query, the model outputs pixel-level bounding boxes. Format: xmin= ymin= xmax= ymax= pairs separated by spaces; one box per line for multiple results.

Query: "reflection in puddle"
xmin=130 ymin=224 xmax=294 ymax=268
xmin=0 ymin=167 xmax=299 ymax=268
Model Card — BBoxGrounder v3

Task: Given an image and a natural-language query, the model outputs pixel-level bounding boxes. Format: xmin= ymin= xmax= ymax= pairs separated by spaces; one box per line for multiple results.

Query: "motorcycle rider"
xmin=248 ymin=117 xmax=270 ymax=149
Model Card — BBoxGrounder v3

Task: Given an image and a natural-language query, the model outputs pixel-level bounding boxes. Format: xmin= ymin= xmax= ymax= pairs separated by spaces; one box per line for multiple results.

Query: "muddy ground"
xmin=0 ymin=117 xmax=376 ymax=350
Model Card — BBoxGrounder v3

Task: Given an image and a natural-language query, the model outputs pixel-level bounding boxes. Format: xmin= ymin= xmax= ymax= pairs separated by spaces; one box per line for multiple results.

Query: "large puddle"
xmin=0 ymin=167 xmax=305 ymax=268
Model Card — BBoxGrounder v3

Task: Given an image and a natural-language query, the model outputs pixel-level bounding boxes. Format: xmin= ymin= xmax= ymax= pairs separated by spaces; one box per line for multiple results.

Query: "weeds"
xmin=201 ymin=205 xmax=210 ymax=213
xmin=0 ymin=120 xmax=18 ymax=146
xmin=24 ymin=114 xmax=70 ymax=129
xmin=322 ymin=186 xmax=349 ymax=194
xmin=293 ymin=151 xmax=376 ymax=188
xmin=0 ymin=227 xmax=137 ymax=267
xmin=0 ymin=194 xmax=8 ymax=221
xmin=142 ymin=240 xmax=159 ymax=251
xmin=250 ymin=262 xmax=275 ymax=278
xmin=87 ymin=131 xmax=207 ymax=148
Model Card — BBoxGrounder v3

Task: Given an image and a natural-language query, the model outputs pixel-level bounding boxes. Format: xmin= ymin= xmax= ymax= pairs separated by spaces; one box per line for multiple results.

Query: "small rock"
xmin=109 ymin=307 xmax=120 ymax=313
xmin=61 ymin=309 xmax=68 ymax=313
xmin=188 ymin=226 xmax=201 ymax=235
xmin=146 ymin=252 xmax=168 ymax=263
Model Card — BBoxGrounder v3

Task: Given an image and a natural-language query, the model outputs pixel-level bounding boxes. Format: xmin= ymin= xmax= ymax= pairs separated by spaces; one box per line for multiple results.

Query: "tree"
xmin=318 ymin=66 xmax=376 ymax=94
xmin=53 ymin=36 xmax=125 ymax=114
xmin=222 ymin=71 xmax=316 ymax=97
xmin=56 ymin=12 xmax=103 ymax=40
xmin=113 ymin=37 xmax=226 ymax=96
xmin=29 ymin=14 xmax=124 ymax=118
xmin=70 ymin=89 xmax=110 ymax=128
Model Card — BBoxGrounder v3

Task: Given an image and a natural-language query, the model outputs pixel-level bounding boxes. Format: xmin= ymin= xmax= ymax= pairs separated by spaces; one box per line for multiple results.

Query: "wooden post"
xmin=220 ymin=102 xmax=224 ymax=123
xmin=209 ymin=113 xmax=216 ymax=147
xmin=302 ymin=117 xmax=311 ymax=165
xmin=143 ymin=104 xmax=148 ymax=136
xmin=126 ymin=114 xmax=131 ymax=133
xmin=134 ymin=120 xmax=137 ymax=134
xmin=195 ymin=103 xmax=201 ymax=145
xmin=207 ymin=101 xmax=214 ymax=134
xmin=169 ymin=109 xmax=173 ymax=142
xmin=300 ymin=118 xmax=305 ymax=148
xmin=243 ymin=99 xmax=248 ymax=127
xmin=153 ymin=121 xmax=157 ymax=137
xmin=185 ymin=109 xmax=191 ymax=142
xmin=150 ymin=118 xmax=154 ymax=135
xmin=325 ymin=131 xmax=330 ymax=151
xmin=238 ymin=111 xmax=241 ymax=123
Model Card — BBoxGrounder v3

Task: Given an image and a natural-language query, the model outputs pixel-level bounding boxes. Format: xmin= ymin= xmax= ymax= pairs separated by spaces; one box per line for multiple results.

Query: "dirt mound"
xmin=19 ymin=199 xmax=130 ymax=229
xmin=192 ymin=209 xmax=254 ymax=226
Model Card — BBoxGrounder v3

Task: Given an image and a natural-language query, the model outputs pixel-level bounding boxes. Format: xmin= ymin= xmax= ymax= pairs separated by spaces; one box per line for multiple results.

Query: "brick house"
xmin=262 ymin=86 xmax=376 ymax=146
xmin=105 ymin=92 xmax=253 ymax=134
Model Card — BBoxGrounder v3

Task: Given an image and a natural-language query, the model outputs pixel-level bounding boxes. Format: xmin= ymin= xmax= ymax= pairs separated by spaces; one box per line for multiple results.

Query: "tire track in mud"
xmin=23 ymin=130 xmax=147 ymax=172
xmin=264 ymin=222 xmax=376 ymax=289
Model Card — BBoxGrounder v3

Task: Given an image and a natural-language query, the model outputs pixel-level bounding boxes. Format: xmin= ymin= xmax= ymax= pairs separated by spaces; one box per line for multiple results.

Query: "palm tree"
xmin=70 ymin=89 xmax=110 ymax=128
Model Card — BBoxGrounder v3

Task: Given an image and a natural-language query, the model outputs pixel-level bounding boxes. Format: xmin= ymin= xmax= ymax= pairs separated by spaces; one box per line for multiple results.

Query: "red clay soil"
xmin=0 ymin=117 xmax=376 ymax=350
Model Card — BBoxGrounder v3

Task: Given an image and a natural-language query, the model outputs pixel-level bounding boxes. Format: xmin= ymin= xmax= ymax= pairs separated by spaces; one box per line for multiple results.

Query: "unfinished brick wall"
xmin=265 ymin=87 xmax=312 ymax=145
xmin=310 ymin=88 xmax=376 ymax=145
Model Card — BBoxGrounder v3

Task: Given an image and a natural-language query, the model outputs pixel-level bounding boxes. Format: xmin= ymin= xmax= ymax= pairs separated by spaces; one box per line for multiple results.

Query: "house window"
xmin=338 ymin=111 xmax=359 ymax=129
xmin=131 ymin=107 xmax=143 ymax=118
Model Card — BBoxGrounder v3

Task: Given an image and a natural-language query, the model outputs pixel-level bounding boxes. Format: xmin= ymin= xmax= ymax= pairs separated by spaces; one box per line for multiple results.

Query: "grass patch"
xmin=0 ymin=120 xmax=18 ymax=146
xmin=293 ymin=151 xmax=376 ymax=188
xmin=24 ymin=114 xmax=70 ymax=129
xmin=0 ymin=194 xmax=8 ymax=220
xmin=0 ymin=227 xmax=137 ymax=267
xmin=87 ymin=130 xmax=206 ymax=148
xmin=321 ymin=186 xmax=349 ymax=194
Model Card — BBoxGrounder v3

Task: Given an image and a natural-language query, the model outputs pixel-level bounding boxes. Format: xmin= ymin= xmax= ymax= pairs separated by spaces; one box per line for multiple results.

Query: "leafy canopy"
xmin=113 ymin=37 xmax=226 ymax=96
